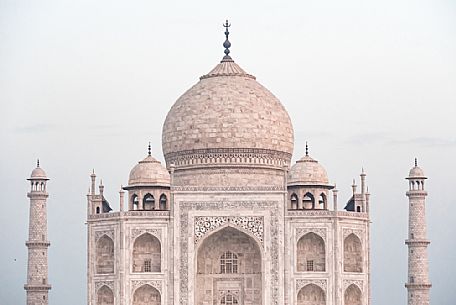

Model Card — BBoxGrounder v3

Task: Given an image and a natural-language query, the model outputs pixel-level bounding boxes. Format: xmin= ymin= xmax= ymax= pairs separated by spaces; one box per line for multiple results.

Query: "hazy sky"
xmin=1 ymin=0 xmax=455 ymax=304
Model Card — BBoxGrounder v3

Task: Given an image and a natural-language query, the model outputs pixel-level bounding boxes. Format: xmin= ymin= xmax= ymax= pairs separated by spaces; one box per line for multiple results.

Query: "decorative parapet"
xmin=165 ymin=147 xmax=291 ymax=169
xmin=172 ymin=185 xmax=284 ymax=192
xmin=88 ymin=210 xmax=170 ymax=220
xmin=287 ymin=210 xmax=368 ymax=219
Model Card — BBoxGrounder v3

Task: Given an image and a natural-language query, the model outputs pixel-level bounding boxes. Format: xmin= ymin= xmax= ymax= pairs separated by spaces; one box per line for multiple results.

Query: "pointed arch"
xmin=159 ymin=194 xmax=167 ymax=210
xmin=297 ymin=284 xmax=325 ymax=305
xmin=303 ymin=192 xmax=315 ymax=209
xmin=132 ymin=233 xmax=161 ymax=272
xmin=96 ymin=235 xmax=114 ymax=274
xmin=132 ymin=284 xmax=160 ymax=305
xmin=97 ymin=285 xmax=114 ymax=305
xmin=291 ymin=193 xmax=298 ymax=209
xmin=196 ymin=226 xmax=262 ymax=305
xmin=318 ymin=193 xmax=327 ymax=209
xmin=143 ymin=193 xmax=155 ymax=210
xmin=297 ymin=232 xmax=325 ymax=272
xmin=344 ymin=233 xmax=363 ymax=272
xmin=344 ymin=284 xmax=362 ymax=305
xmin=132 ymin=194 xmax=139 ymax=210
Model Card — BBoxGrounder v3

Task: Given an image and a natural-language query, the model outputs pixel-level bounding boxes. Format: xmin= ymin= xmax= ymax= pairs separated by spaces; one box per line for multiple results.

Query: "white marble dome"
xmin=30 ymin=166 xmax=48 ymax=180
xmin=409 ymin=166 xmax=426 ymax=179
xmin=162 ymin=57 xmax=294 ymax=167
xmin=128 ymin=155 xmax=170 ymax=187
xmin=288 ymin=154 xmax=330 ymax=186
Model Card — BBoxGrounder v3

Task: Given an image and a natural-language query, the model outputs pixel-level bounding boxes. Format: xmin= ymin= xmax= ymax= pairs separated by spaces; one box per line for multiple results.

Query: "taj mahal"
xmin=23 ymin=22 xmax=432 ymax=305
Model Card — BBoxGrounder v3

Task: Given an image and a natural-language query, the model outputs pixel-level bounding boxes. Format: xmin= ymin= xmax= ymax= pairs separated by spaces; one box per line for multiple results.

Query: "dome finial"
xmin=222 ymin=20 xmax=232 ymax=61
xmin=37 ymin=158 xmax=40 ymax=168
xmin=148 ymin=142 xmax=151 ymax=157
xmin=305 ymin=142 xmax=309 ymax=156
xmin=415 ymin=157 xmax=418 ymax=167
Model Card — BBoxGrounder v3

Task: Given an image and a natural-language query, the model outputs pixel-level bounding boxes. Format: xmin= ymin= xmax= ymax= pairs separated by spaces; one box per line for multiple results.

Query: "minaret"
xmin=25 ymin=160 xmax=51 ymax=305
xmin=405 ymin=158 xmax=431 ymax=305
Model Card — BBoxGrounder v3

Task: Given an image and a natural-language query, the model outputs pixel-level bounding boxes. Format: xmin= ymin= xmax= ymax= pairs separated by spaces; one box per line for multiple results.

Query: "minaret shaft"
xmin=406 ymin=163 xmax=431 ymax=305
xmin=25 ymin=166 xmax=51 ymax=305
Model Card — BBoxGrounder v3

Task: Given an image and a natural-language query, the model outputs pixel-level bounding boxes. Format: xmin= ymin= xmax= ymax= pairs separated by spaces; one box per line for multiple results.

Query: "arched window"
xmin=291 ymin=193 xmax=298 ymax=209
xmin=132 ymin=195 xmax=139 ymax=210
xmin=303 ymin=193 xmax=315 ymax=209
xmin=132 ymin=233 xmax=161 ymax=273
xmin=344 ymin=284 xmax=362 ymax=305
xmin=220 ymin=294 xmax=239 ymax=305
xmin=96 ymin=207 xmax=100 ymax=214
xmin=159 ymin=194 xmax=167 ymax=210
xmin=297 ymin=232 xmax=325 ymax=272
xmin=297 ymin=284 xmax=325 ymax=305
xmin=197 ymin=227 xmax=262 ymax=305
xmin=132 ymin=285 xmax=160 ymax=305
xmin=96 ymin=235 xmax=114 ymax=274
xmin=143 ymin=194 xmax=155 ymax=210
xmin=344 ymin=233 xmax=363 ymax=272
xmin=220 ymin=251 xmax=238 ymax=274
xmin=97 ymin=285 xmax=114 ymax=305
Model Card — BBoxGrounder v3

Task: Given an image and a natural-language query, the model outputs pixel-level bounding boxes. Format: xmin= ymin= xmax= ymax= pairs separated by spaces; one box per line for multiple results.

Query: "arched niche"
xmin=297 ymin=232 xmax=325 ymax=272
xmin=143 ymin=193 xmax=155 ymax=210
xmin=132 ymin=285 xmax=160 ymax=305
xmin=97 ymin=285 xmax=114 ymax=305
xmin=159 ymin=194 xmax=167 ymax=210
xmin=132 ymin=233 xmax=161 ymax=273
xmin=318 ymin=193 xmax=327 ymax=209
xmin=291 ymin=193 xmax=298 ymax=210
xmin=303 ymin=192 xmax=315 ymax=209
xmin=344 ymin=233 xmax=363 ymax=272
xmin=132 ymin=194 xmax=139 ymax=210
xmin=344 ymin=284 xmax=362 ymax=305
xmin=96 ymin=235 xmax=114 ymax=274
xmin=196 ymin=227 xmax=262 ymax=305
xmin=297 ymin=284 xmax=325 ymax=305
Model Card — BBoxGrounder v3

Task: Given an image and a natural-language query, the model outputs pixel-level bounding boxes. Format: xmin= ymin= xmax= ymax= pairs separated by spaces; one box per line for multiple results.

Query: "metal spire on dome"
xmin=37 ymin=158 xmax=40 ymax=168
xmin=415 ymin=158 xmax=418 ymax=167
xmin=305 ymin=142 xmax=309 ymax=156
xmin=148 ymin=142 xmax=151 ymax=157
xmin=222 ymin=20 xmax=232 ymax=61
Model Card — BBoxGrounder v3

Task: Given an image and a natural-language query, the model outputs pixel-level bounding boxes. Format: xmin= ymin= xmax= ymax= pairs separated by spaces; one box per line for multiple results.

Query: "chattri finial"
xmin=222 ymin=20 xmax=232 ymax=61
xmin=305 ymin=142 xmax=309 ymax=156
xmin=37 ymin=159 xmax=40 ymax=168
xmin=148 ymin=142 xmax=151 ymax=157
xmin=415 ymin=158 xmax=418 ymax=167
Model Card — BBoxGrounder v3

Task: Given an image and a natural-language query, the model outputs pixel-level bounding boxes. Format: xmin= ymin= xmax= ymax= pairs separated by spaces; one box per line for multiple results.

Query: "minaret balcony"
xmin=406 ymin=190 xmax=428 ymax=197
xmin=405 ymin=283 xmax=432 ymax=289
xmin=405 ymin=239 xmax=430 ymax=246
xmin=25 ymin=241 xmax=51 ymax=247
xmin=24 ymin=284 xmax=52 ymax=291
